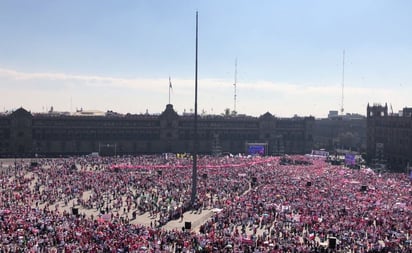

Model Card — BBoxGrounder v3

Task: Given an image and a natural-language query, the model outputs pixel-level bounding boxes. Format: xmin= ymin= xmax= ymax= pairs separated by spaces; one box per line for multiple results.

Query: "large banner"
xmin=248 ymin=145 xmax=265 ymax=156
xmin=246 ymin=142 xmax=268 ymax=156
xmin=311 ymin=150 xmax=329 ymax=157
xmin=345 ymin=154 xmax=356 ymax=166
xmin=110 ymin=157 xmax=279 ymax=171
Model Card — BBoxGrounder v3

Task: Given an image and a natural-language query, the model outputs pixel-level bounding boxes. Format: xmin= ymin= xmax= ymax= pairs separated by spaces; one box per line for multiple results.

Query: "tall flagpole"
xmin=191 ymin=11 xmax=199 ymax=208
xmin=341 ymin=50 xmax=345 ymax=115
xmin=234 ymin=58 xmax=237 ymax=113
xmin=168 ymin=76 xmax=172 ymax=104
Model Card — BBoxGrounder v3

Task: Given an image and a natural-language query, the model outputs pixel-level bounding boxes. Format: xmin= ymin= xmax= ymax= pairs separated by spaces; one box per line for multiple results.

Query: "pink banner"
xmin=109 ymin=157 xmax=278 ymax=171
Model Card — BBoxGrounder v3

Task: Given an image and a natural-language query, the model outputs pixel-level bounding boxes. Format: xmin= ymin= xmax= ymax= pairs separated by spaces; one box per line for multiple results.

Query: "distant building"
xmin=0 ymin=104 xmax=314 ymax=157
xmin=366 ymin=103 xmax=412 ymax=171
xmin=328 ymin=110 xmax=339 ymax=119
xmin=313 ymin=113 xmax=366 ymax=154
xmin=402 ymin=107 xmax=412 ymax=117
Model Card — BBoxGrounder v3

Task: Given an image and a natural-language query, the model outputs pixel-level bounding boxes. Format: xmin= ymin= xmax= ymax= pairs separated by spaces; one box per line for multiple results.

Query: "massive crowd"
xmin=0 ymin=154 xmax=411 ymax=252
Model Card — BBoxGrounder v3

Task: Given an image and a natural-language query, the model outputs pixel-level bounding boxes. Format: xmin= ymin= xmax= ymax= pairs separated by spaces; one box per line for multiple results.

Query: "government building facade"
xmin=0 ymin=104 xmax=314 ymax=157
xmin=367 ymin=103 xmax=412 ymax=172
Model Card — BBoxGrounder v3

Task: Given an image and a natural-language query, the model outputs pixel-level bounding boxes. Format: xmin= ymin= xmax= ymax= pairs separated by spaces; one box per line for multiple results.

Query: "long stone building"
xmin=0 ymin=104 xmax=314 ymax=157
xmin=366 ymin=103 xmax=412 ymax=171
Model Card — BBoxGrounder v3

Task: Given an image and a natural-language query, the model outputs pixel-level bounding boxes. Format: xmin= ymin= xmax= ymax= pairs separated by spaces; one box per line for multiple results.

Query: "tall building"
xmin=366 ymin=103 xmax=412 ymax=171
xmin=0 ymin=104 xmax=314 ymax=157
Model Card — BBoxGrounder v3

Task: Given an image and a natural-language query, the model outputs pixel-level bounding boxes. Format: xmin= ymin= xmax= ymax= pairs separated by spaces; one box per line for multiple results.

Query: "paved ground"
xmin=43 ymin=194 xmax=216 ymax=233
xmin=1 ymin=159 xmax=218 ymax=233
xmin=2 ymin=159 xmax=334 ymax=247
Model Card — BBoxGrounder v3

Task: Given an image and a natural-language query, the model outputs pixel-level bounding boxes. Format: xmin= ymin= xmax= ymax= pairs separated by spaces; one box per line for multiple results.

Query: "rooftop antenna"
xmin=340 ymin=50 xmax=345 ymax=115
xmin=233 ymin=58 xmax=238 ymax=114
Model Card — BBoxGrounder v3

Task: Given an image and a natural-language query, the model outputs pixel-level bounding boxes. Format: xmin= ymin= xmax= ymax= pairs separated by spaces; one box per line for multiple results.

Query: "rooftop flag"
xmin=168 ymin=76 xmax=172 ymax=104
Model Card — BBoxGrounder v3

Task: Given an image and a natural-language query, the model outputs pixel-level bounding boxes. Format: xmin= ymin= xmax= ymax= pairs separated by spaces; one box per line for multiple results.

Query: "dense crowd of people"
xmin=0 ymin=154 xmax=411 ymax=252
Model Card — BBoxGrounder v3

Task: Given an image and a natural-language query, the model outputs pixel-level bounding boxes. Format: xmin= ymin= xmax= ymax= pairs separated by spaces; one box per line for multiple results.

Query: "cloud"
xmin=0 ymin=67 xmax=166 ymax=91
xmin=0 ymin=67 xmax=393 ymax=95
xmin=0 ymin=67 xmax=408 ymax=117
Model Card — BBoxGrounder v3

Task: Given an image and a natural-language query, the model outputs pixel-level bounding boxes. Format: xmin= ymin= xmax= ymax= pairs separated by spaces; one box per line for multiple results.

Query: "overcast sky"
xmin=1 ymin=0 xmax=411 ymax=118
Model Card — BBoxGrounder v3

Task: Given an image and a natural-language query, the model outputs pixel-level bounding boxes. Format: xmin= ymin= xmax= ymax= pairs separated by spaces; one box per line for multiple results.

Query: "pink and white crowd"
xmin=0 ymin=154 xmax=411 ymax=252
